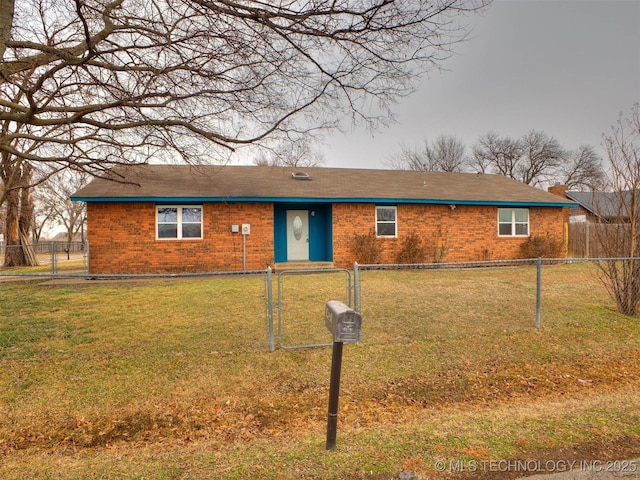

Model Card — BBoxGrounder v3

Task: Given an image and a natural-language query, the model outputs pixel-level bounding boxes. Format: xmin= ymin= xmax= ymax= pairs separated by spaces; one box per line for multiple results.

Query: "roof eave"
xmin=71 ymin=195 xmax=576 ymax=208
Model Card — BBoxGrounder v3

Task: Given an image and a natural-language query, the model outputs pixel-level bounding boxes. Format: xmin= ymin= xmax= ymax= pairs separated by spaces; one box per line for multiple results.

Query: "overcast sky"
xmin=319 ymin=0 xmax=640 ymax=170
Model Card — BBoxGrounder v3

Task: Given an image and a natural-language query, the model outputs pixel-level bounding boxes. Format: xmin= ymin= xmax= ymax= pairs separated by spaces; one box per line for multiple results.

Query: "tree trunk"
xmin=3 ymin=188 xmax=25 ymax=267
xmin=0 ymin=0 xmax=15 ymax=64
xmin=3 ymin=163 xmax=38 ymax=267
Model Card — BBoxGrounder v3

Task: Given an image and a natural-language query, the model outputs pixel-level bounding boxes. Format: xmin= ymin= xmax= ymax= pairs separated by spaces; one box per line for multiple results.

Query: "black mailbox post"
xmin=324 ymin=300 xmax=361 ymax=450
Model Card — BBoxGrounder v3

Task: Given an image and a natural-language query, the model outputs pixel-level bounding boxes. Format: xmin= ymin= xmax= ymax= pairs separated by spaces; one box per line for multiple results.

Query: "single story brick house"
xmin=71 ymin=165 xmax=575 ymax=274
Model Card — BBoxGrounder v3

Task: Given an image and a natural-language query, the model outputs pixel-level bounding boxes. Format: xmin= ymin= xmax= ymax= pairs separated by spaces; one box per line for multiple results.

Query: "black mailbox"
xmin=324 ymin=300 xmax=362 ymax=450
xmin=325 ymin=300 xmax=361 ymax=343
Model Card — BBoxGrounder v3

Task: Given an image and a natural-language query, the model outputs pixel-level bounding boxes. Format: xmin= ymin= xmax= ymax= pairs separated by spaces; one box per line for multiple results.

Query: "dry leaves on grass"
xmin=2 ymin=350 xmax=638 ymax=455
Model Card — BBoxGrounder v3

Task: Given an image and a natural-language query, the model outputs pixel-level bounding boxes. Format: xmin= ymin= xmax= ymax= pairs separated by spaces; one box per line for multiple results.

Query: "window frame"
xmin=156 ymin=205 xmax=203 ymax=240
xmin=497 ymin=208 xmax=529 ymax=237
xmin=375 ymin=205 xmax=398 ymax=238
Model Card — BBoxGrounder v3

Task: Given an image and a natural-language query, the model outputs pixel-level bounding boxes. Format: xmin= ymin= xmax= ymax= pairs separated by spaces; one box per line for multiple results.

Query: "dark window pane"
xmin=182 ymin=224 xmax=202 ymax=238
xmin=158 ymin=224 xmax=178 ymax=238
xmin=515 ymin=223 xmax=529 ymax=235
xmin=377 ymin=223 xmax=396 ymax=236
xmin=499 ymin=224 xmax=512 ymax=236
xmin=377 ymin=208 xmax=396 ymax=222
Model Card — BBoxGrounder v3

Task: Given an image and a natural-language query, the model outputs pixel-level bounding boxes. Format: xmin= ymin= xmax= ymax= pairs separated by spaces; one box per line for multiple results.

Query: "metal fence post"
xmin=266 ymin=266 xmax=275 ymax=351
xmin=353 ymin=262 xmax=360 ymax=313
xmin=85 ymin=240 xmax=90 ymax=274
xmin=50 ymin=241 xmax=56 ymax=278
xmin=326 ymin=340 xmax=343 ymax=450
xmin=536 ymin=257 xmax=542 ymax=329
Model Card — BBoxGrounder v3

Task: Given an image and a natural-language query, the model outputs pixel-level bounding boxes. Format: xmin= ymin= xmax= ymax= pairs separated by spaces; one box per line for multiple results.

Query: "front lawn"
xmin=1 ymin=264 xmax=639 ymax=479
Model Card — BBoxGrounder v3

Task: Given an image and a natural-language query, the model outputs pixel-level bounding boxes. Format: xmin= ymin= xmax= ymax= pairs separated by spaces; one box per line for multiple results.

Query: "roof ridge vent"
xmin=291 ymin=171 xmax=311 ymax=180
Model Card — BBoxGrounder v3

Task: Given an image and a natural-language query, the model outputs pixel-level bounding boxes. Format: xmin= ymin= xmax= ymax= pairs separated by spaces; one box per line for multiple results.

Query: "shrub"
xmin=395 ymin=231 xmax=427 ymax=264
xmin=427 ymin=224 xmax=449 ymax=263
xmin=478 ymin=247 xmax=491 ymax=261
xmin=350 ymin=229 xmax=383 ymax=264
xmin=520 ymin=233 xmax=564 ymax=258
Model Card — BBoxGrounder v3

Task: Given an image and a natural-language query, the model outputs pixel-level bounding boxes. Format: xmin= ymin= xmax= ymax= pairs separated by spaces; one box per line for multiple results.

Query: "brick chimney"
xmin=547 ymin=184 xmax=569 ymax=198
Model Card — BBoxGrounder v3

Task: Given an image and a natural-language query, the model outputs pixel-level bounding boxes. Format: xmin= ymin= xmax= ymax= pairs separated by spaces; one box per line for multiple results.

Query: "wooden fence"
xmin=568 ymin=222 xmax=630 ymax=258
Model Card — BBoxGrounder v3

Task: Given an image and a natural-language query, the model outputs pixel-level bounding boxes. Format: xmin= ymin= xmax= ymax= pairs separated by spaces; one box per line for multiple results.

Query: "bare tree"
xmin=595 ymin=104 xmax=640 ymax=316
xmin=387 ymin=135 xmax=467 ymax=172
xmin=427 ymin=135 xmax=467 ymax=172
xmin=386 ymin=142 xmax=429 ymax=171
xmin=253 ymin=138 xmax=325 ymax=168
xmin=518 ymin=130 xmax=565 ymax=187
xmin=472 ymin=130 xmax=603 ymax=189
xmin=36 ymin=170 xmax=89 ymax=246
xmin=558 ymin=145 xmax=605 ymax=190
xmin=32 ymin=200 xmax=53 ymax=244
xmin=472 ymin=131 xmax=523 ymax=178
xmin=0 ymin=0 xmax=490 ymax=264
xmin=472 ymin=130 xmax=564 ymax=186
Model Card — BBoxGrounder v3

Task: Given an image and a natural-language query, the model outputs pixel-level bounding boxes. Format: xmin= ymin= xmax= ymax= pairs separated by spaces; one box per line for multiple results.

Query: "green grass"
xmin=0 ymin=264 xmax=639 ymax=479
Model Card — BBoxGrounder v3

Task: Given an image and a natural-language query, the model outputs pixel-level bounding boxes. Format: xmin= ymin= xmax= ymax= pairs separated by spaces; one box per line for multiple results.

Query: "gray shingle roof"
xmin=71 ymin=164 xmax=575 ymax=207
xmin=566 ymin=190 xmax=633 ymax=219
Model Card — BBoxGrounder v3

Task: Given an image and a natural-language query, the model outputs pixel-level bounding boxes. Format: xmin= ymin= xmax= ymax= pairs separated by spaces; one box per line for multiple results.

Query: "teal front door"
xmin=274 ymin=204 xmax=332 ymax=263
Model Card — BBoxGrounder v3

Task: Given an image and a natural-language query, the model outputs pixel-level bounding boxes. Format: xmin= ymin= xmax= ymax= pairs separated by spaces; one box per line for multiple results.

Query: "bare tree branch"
xmin=386 ymin=135 xmax=468 ymax=172
xmin=558 ymin=144 xmax=605 ymax=190
xmin=252 ymin=137 xmax=325 ymax=168
xmin=472 ymin=130 xmax=601 ymax=189
xmin=595 ymin=103 xmax=640 ymax=316
xmin=518 ymin=130 xmax=564 ymax=187
xmin=472 ymin=131 xmax=522 ymax=179
xmin=1 ymin=0 xmax=490 ymax=264
xmin=386 ymin=141 xmax=429 ymax=171
xmin=1 ymin=0 xmax=489 ymax=171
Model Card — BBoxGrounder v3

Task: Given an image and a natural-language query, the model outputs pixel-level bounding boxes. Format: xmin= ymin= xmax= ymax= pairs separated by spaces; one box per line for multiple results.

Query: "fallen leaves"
xmin=2 ymin=349 xmax=639 ymax=457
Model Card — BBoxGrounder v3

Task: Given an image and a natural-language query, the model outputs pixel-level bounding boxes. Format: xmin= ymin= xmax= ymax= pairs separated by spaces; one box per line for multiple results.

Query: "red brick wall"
xmin=547 ymin=185 xmax=569 ymax=198
xmin=87 ymin=201 xmax=567 ymax=273
xmin=332 ymin=203 xmax=567 ymax=267
xmin=87 ymin=202 xmax=274 ymax=274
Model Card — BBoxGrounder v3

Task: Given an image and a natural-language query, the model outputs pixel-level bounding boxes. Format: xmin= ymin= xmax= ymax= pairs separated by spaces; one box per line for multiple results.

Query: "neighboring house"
xmin=548 ymin=185 xmax=634 ymax=223
xmin=50 ymin=232 xmax=83 ymax=243
xmin=71 ymin=165 xmax=575 ymax=274
xmin=548 ymin=185 xmax=636 ymax=257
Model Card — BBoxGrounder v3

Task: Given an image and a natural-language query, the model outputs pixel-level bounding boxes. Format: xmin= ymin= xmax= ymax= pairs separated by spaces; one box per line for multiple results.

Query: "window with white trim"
xmin=157 ymin=206 xmax=203 ymax=240
xmin=376 ymin=206 xmax=397 ymax=237
xmin=498 ymin=208 xmax=529 ymax=236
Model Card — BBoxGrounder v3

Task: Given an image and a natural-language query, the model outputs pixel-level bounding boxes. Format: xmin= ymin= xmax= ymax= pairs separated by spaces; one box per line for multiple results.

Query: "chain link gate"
xmin=265 ymin=267 xmax=353 ymax=350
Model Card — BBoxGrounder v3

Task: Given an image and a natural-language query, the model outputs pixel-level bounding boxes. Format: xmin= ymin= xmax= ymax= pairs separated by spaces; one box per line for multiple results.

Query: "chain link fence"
xmin=351 ymin=258 xmax=637 ymax=345
xmin=261 ymin=258 xmax=638 ymax=350
xmin=0 ymin=274 xmax=270 ymax=360
xmin=1 ymin=256 xmax=637 ymax=354
xmin=0 ymin=241 xmax=88 ymax=277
